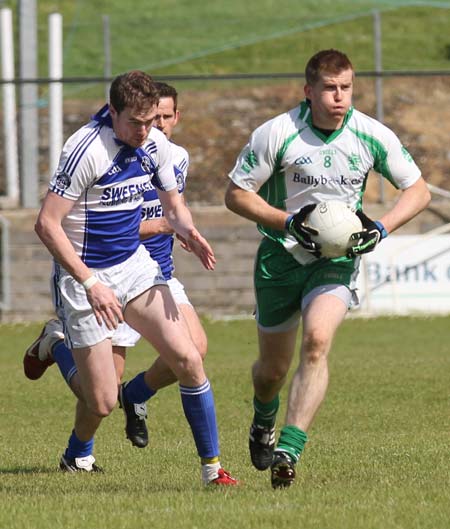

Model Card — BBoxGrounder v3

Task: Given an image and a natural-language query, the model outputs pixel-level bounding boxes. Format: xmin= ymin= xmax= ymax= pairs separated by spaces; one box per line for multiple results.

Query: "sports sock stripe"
xmin=179 ymin=379 xmax=210 ymax=395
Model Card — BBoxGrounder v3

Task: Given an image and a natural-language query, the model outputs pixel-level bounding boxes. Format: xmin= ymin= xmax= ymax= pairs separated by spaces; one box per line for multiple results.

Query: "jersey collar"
xmin=91 ymin=104 xmax=113 ymax=128
xmin=298 ymin=99 xmax=354 ymax=143
xmin=91 ymin=104 xmax=130 ymax=147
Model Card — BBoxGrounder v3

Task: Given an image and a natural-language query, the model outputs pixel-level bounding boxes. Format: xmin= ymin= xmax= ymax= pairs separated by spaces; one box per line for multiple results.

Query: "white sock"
xmin=201 ymin=462 xmax=221 ymax=484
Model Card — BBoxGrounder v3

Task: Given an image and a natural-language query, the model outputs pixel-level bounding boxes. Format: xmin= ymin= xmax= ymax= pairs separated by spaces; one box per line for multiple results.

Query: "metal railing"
xmin=428 ymin=183 xmax=450 ymax=200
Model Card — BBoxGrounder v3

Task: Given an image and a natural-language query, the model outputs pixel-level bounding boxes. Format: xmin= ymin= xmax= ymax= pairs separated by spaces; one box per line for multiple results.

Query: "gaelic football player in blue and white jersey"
xmin=25 ymin=71 xmax=237 ymax=485
xmin=112 ymin=82 xmax=209 ymax=451
xmin=225 ymin=49 xmax=430 ymax=488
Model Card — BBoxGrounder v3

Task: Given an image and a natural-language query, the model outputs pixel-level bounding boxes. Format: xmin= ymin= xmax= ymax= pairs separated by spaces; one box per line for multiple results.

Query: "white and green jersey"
xmin=229 ymin=100 xmax=421 ymax=264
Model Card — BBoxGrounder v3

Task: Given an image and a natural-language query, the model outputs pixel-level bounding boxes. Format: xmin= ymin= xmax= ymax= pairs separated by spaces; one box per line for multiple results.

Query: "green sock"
xmin=253 ymin=395 xmax=279 ymax=428
xmin=276 ymin=425 xmax=308 ymax=463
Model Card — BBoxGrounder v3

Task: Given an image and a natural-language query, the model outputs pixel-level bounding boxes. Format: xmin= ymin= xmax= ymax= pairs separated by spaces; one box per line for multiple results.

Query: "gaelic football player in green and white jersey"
xmin=225 ymin=49 xmax=430 ymax=489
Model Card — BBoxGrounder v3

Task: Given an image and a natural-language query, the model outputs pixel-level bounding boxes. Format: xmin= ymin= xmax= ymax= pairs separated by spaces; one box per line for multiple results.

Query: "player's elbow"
xmin=34 ymin=214 xmax=48 ymax=241
xmin=423 ymin=186 xmax=432 ymax=209
xmin=224 ymin=188 xmax=233 ymax=211
xmin=414 ymin=182 xmax=431 ymax=214
xmin=413 ymin=177 xmax=431 ymax=211
xmin=35 ymin=212 xmax=56 ymax=245
xmin=224 ymin=183 xmax=241 ymax=213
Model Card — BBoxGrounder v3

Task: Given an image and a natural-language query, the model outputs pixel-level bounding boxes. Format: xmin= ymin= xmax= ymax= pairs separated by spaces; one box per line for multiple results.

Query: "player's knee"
xmin=174 ymin=349 xmax=204 ymax=378
xmin=90 ymin=403 xmax=115 ymax=418
xmin=254 ymin=360 xmax=288 ymax=386
xmin=88 ymin=395 xmax=117 ymax=418
xmin=302 ymin=331 xmax=330 ymax=363
xmin=263 ymin=370 xmax=286 ymax=387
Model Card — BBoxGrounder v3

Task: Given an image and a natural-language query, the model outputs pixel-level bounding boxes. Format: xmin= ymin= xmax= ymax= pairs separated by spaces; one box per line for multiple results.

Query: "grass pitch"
xmin=0 ymin=316 xmax=449 ymax=529
xmin=7 ymin=0 xmax=450 ymax=78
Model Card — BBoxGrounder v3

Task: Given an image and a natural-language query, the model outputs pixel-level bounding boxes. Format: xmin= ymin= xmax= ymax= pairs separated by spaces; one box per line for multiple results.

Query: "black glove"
xmin=286 ymin=204 xmax=321 ymax=257
xmin=347 ymin=210 xmax=388 ymax=257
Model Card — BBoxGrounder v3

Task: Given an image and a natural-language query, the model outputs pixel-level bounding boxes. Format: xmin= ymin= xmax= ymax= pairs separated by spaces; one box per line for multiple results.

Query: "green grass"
xmin=4 ymin=0 xmax=450 ymax=79
xmin=0 ymin=316 xmax=449 ymax=529
xmin=4 ymin=1 xmax=450 ymax=101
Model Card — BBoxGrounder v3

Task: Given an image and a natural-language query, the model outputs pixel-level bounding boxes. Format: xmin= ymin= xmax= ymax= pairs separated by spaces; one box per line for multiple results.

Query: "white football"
xmin=306 ymin=200 xmax=363 ymax=258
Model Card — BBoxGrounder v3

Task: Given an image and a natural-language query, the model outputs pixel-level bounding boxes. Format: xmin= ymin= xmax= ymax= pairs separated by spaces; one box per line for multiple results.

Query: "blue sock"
xmin=180 ymin=379 xmax=219 ymax=459
xmin=65 ymin=430 xmax=94 ymax=459
xmin=124 ymin=372 xmax=156 ymax=403
xmin=52 ymin=341 xmax=78 ymax=384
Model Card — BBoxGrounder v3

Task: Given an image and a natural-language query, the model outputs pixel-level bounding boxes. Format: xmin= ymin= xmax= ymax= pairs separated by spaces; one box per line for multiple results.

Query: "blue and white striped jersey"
xmin=49 ymin=105 xmax=177 ymax=268
xmin=141 ymin=142 xmax=189 ymax=279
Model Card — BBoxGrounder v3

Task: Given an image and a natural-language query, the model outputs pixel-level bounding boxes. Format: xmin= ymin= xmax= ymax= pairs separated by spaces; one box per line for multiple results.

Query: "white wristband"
xmin=82 ymin=275 xmax=98 ymax=290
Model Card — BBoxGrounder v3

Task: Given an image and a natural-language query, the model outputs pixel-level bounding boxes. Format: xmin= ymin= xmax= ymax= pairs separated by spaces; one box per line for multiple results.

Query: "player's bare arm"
xmin=158 ymin=188 xmax=216 ymax=270
xmin=139 ymin=218 xmax=174 ymax=239
xmin=35 ymin=192 xmax=93 ymax=283
xmin=139 ymin=195 xmax=187 ymax=239
xmin=35 ymin=191 xmax=123 ymax=329
xmin=225 ymin=181 xmax=290 ymax=230
xmin=378 ymin=177 xmax=430 ymax=234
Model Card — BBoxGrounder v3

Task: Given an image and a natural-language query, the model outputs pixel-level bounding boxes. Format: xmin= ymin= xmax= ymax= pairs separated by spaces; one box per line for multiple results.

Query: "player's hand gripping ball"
xmin=286 ymin=204 xmax=321 ymax=257
xmin=305 ymin=200 xmax=363 ymax=258
xmin=346 ymin=210 xmax=388 ymax=257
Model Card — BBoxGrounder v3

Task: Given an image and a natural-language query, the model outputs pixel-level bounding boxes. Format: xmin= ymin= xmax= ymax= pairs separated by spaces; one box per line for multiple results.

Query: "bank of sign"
xmin=356 ymin=235 xmax=450 ymax=314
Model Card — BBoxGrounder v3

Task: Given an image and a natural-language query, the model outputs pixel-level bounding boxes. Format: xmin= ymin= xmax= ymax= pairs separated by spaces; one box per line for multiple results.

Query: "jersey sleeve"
xmin=228 ymin=117 xmax=280 ymax=192
xmin=374 ymin=124 xmax=422 ymax=190
xmin=178 ymin=145 xmax=189 ymax=182
xmin=151 ymin=129 xmax=178 ymax=193
xmin=185 ymin=148 xmax=190 ymax=173
xmin=170 ymin=142 xmax=189 ymax=193
xmin=49 ymin=126 xmax=101 ymax=200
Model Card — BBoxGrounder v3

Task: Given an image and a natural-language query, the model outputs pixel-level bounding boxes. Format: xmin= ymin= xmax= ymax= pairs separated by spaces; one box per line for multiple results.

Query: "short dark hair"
xmin=305 ymin=49 xmax=353 ymax=85
xmin=154 ymin=81 xmax=178 ymax=111
xmin=109 ymin=70 xmax=159 ymax=114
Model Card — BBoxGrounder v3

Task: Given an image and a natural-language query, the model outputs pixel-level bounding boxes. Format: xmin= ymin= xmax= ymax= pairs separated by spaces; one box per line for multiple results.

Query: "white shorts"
xmin=53 ymin=244 xmax=166 ymax=348
xmin=111 ymin=276 xmax=192 ymax=348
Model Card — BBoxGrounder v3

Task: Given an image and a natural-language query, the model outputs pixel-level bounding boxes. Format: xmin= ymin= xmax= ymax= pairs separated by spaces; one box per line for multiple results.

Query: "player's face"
xmin=154 ymin=97 xmax=179 ymax=140
xmin=304 ymin=68 xmax=353 ymax=129
xmin=110 ymin=104 xmax=158 ymax=148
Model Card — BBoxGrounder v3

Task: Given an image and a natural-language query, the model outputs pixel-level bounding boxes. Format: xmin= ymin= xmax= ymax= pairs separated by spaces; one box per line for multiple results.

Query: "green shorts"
xmin=254 ymin=237 xmax=358 ymax=328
